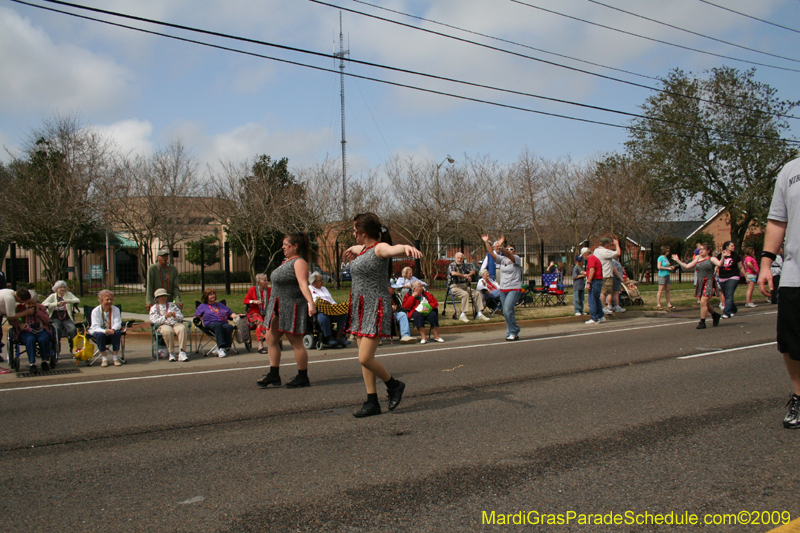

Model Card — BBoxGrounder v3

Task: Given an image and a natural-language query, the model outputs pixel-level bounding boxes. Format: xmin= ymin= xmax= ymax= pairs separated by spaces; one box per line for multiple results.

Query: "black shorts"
xmin=777 ymin=287 xmax=800 ymax=361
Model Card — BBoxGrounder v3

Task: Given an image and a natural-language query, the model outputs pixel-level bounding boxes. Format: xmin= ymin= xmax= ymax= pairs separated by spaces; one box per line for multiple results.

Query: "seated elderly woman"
xmin=195 ymin=289 xmax=242 ymax=358
xmin=392 ymin=266 xmax=427 ymax=298
xmin=476 ymin=268 xmax=502 ymax=311
xmin=243 ymin=273 xmax=271 ymax=353
xmin=402 ymin=280 xmax=444 ymax=344
xmin=42 ymin=280 xmax=80 ymax=351
xmin=88 ymin=289 xmax=123 ymax=368
xmin=149 ymin=288 xmax=189 ymax=362
xmin=309 ymin=271 xmax=349 ymax=347
xmin=10 ymin=291 xmax=52 ymax=373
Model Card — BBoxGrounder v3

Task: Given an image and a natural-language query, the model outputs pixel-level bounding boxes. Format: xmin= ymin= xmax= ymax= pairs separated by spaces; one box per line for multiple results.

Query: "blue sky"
xmin=1 ymin=0 xmax=798 ymax=177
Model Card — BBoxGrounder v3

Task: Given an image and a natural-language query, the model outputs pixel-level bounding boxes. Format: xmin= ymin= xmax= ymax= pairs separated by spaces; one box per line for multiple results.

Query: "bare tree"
xmin=4 ymin=113 xmax=114 ymax=285
xmin=150 ymin=140 xmax=201 ymax=252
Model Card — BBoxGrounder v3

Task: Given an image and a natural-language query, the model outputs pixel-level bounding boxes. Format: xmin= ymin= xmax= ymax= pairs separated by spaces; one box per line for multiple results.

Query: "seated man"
xmin=388 ymin=286 xmax=416 ymax=344
xmin=9 ymin=291 xmax=52 ymax=373
xmin=447 ymin=253 xmax=490 ymax=323
xmin=402 ymin=281 xmax=444 ymax=344
xmin=149 ymin=288 xmax=189 ymax=362
xmin=309 ymin=271 xmax=349 ymax=347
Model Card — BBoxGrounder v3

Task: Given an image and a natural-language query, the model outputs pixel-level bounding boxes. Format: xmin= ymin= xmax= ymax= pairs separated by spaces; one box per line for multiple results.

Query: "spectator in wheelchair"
xmin=243 ymin=273 xmax=270 ymax=353
xmin=387 ymin=286 xmax=416 ymax=344
xmin=402 ymin=280 xmax=444 ymax=344
xmin=150 ymin=288 xmax=189 ymax=362
xmin=0 ymin=287 xmax=35 ymax=354
xmin=89 ymin=290 xmax=124 ymax=367
xmin=393 ymin=266 xmax=426 ymax=293
xmin=9 ymin=291 xmax=52 ymax=372
xmin=308 ymin=271 xmax=348 ymax=347
xmin=195 ymin=288 xmax=240 ymax=358
xmin=42 ymin=280 xmax=80 ymax=351
xmin=476 ymin=268 xmax=501 ymax=311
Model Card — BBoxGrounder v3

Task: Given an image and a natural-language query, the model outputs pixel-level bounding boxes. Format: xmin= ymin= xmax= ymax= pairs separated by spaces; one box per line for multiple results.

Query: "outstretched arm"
xmin=375 ymin=243 xmax=423 ymax=259
xmin=482 ymin=234 xmax=497 ymax=262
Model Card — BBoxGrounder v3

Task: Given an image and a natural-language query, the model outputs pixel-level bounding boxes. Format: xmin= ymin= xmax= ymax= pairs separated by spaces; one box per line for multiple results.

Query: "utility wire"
xmin=32 ymin=0 xmax=800 ymax=121
xmin=586 ymin=0 xmax=800 ymax=63
xmin=508 ymin=0 xmax=800 ymax=74
xmin=309 ymin=0 xmax=799 ymax=120
xmin=11 ymin=0 xmax=800 ymax=145
xmin=351 ymin=0 xmax=658 ymax=81
xmin=697 ymin=0 xmax=800 ymax=35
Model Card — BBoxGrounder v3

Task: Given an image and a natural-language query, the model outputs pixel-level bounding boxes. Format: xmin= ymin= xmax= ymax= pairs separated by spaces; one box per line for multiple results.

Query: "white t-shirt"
xmin=309 ymin=285 xmax=336 ymax=304
xmin=0 ymin=289 xmax=18 ymax=318
xmin=768 ymin=157 xmax=800 ymax=287
xmin=498 ymin=254 xmax=522 ymax=291
xmin=593 ymin=247 xmax=619 ymax=278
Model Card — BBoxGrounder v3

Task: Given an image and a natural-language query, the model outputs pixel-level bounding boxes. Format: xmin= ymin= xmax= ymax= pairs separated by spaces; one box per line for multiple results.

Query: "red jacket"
xmin=243 ymin=285 xmax=270 ymax=320
xmin=402 ymin=291 xmax=438 ymax=314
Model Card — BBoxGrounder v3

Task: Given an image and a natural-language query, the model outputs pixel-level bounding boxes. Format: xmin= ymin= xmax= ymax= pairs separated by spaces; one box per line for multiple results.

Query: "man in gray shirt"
xmin=759 ymin=157 xmax=800 ymax=429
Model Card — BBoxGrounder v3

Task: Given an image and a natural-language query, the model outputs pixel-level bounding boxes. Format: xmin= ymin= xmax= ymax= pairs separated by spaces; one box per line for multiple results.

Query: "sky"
xmin=1 ymin=0 xmax=799 ymax=183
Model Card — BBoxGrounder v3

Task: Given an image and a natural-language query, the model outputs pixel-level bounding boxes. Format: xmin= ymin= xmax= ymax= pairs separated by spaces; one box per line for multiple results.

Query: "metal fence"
xmin=2 ymin=238 xmax=691 ymax=298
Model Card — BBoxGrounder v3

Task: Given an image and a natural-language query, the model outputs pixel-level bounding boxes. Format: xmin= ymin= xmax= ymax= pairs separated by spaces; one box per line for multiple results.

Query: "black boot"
xmin=696 ymin=319 xmax=707 ymax=329
xmin=387 ymin=380 xmax=406 ymax=411
xmin=711 ymin=312 xmax=721 ymax=327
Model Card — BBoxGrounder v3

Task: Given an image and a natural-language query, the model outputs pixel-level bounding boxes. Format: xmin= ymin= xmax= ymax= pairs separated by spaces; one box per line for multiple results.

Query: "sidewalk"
xmin=0 ymin=303 xmax=737 ymax=385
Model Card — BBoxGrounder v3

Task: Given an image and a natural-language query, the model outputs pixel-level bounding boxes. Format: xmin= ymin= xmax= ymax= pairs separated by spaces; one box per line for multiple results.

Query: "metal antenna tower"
xmin=333 ymin=12 xmax=349 ymax=220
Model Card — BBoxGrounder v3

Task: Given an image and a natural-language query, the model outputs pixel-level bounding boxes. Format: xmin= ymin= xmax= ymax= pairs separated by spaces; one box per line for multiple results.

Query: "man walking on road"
xmin=758 ymin=157 xmax=800 ymax=429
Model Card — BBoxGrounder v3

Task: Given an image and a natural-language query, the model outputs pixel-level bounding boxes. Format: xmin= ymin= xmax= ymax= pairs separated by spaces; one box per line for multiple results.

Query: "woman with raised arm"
xmin=482 ymin=234 xmax=523 ymax=341
xmin=672 ymin=243 xmax=722 ymax=329
xmin=344 ymin=213 xmax=422 ymax=418
xmin=256 ymin=233 xmax=317 ymax=389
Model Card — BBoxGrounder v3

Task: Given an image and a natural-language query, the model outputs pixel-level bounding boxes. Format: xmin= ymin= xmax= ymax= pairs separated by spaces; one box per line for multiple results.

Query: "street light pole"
xmin=435 ymin=155 xmax=455 ymax=258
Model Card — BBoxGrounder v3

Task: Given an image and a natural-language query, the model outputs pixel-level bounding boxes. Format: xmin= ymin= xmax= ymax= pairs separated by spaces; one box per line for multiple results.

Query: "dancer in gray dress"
xmin=257 ymin=233 xmax=317 ymax=389
xmin=673 ymin=243 xmax=722 ymax=329
xmin=344 ymin=213 xmax=422 ymax=418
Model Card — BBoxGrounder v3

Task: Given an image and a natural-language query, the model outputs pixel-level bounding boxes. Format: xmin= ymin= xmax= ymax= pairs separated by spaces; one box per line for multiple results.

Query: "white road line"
xmin=0 ymin=311 xmax=776 ymax=392
xmin=677 ymin=342 xmax=777 ymax=359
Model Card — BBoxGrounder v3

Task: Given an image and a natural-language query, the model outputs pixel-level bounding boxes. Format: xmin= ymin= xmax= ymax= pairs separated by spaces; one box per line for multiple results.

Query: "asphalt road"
xmin=1 ymin=309 xmax=797 ymax=533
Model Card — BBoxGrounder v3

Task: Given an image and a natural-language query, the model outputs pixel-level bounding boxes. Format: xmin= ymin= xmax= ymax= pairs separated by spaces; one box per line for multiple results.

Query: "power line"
xmin=308 ymin=0 xmax=800 ymax=120
xmin=585 ymin=0 xmax=800 ymax=63
xmin=32 ymin=0 xmax=800 ymax=122
xmin=697 ymin=0 xmax=800 ymax=35
xmin=351 ymin=0 xmax=659 ymax=81
xmin=10 ymin=0 xmax=800 ymax=146
xmin=507 ymin=0 xmax=800 ymax=74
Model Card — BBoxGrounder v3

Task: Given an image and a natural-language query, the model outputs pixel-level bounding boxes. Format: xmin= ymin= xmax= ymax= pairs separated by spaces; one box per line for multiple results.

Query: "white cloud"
xmin=95 ymin=119 xmax=154 ymax=157
xmin=0 ymin=7 xmax=135 ymax=114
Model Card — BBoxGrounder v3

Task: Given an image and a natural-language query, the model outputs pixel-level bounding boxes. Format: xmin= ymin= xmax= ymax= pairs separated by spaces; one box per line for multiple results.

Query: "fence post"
xmin=414 ymin=239 xmax=422 ymax=279
xmin=540 ymin=239 xmax=545 ymax=278
xmin=650 ymin=243 xmax=656 ymax=285
xmin=335 ymin=241 xmax=341 ymax=290
xmin=77 ymin=250 xmax=84 ymax=297
xmin=200 ymin=241 xmax=206 ymax=293
xmin=224 ymin=241 xmax=231 ymax=295
xmin=8 ymin=243 xmax=16 ymax=290
xmin=460 ymin=239 xmax=464 ymax=255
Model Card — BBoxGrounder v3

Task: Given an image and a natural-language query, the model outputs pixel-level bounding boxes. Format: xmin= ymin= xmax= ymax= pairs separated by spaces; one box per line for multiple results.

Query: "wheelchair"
xmin=302 ymin=312 xmax=347 ymax=351
xmin=6 ymin=323 xmax=60 ymax=373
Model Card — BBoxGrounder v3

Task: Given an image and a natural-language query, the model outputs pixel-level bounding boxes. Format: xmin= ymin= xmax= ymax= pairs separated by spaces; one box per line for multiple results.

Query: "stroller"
xmin=620 ymin=277 xmax=644 ymax=306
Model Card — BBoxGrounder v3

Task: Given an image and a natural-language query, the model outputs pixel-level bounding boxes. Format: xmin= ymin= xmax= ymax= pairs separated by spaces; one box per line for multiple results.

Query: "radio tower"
xmin=333 ymin=12 xmax=349 ymax=220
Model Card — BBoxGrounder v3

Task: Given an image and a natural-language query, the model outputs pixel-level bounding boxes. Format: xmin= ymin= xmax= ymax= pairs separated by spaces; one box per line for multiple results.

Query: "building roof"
xmin=626 ymin=220 xmax=706 ymax=247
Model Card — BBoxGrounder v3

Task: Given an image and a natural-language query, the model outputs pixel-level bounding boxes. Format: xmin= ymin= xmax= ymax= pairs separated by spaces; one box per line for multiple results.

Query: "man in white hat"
xmin=146 ymin=249 xmax=182 ymax=311
xmin=149 ymin=288 xmax=189 ymax=362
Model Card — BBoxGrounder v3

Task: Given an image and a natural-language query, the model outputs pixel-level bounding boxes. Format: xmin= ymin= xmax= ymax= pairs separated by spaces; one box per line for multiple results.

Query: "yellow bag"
xmin=72 ymin=331 xmax=94 ymax=363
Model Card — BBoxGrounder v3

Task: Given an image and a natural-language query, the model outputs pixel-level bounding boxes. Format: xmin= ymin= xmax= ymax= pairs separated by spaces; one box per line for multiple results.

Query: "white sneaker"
xmin=719 ymin=303 xmax=724 ymax=309
xmin=746 ymin=302 xmax=757 ymax=308
xmin=614 ymin=306 xmax=626 ymax=313
xmin=477 ymin=314 xmax=490 ymax=322
xmin=604 ymin=307 xmax=613 ymax=314
xmin=210 ymin=347 xmax=218 ymax=356
xmin=399 ymin=335 xmax=417 ymax=344
xmin=575 ymin=312 xmax=582 ymax=316
xmin=458 ymin=314 xmax=469 ymax=323
xmin=434 ymin=337 xmax=445 ymax=343
xmin=598 ymin=316 xmax=607 ymax=322
xmin=419 ymin=339 xmax=428 ymax=344
xmin=168 ymin=353 xmax=177 ymax=362
xmin=217 ymin=348 xmax=227 ymax=358
xmin=585 ymin=319 xmax=598 ymax=324
xmin=178 ymin=351 xmax=189 ymax=362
